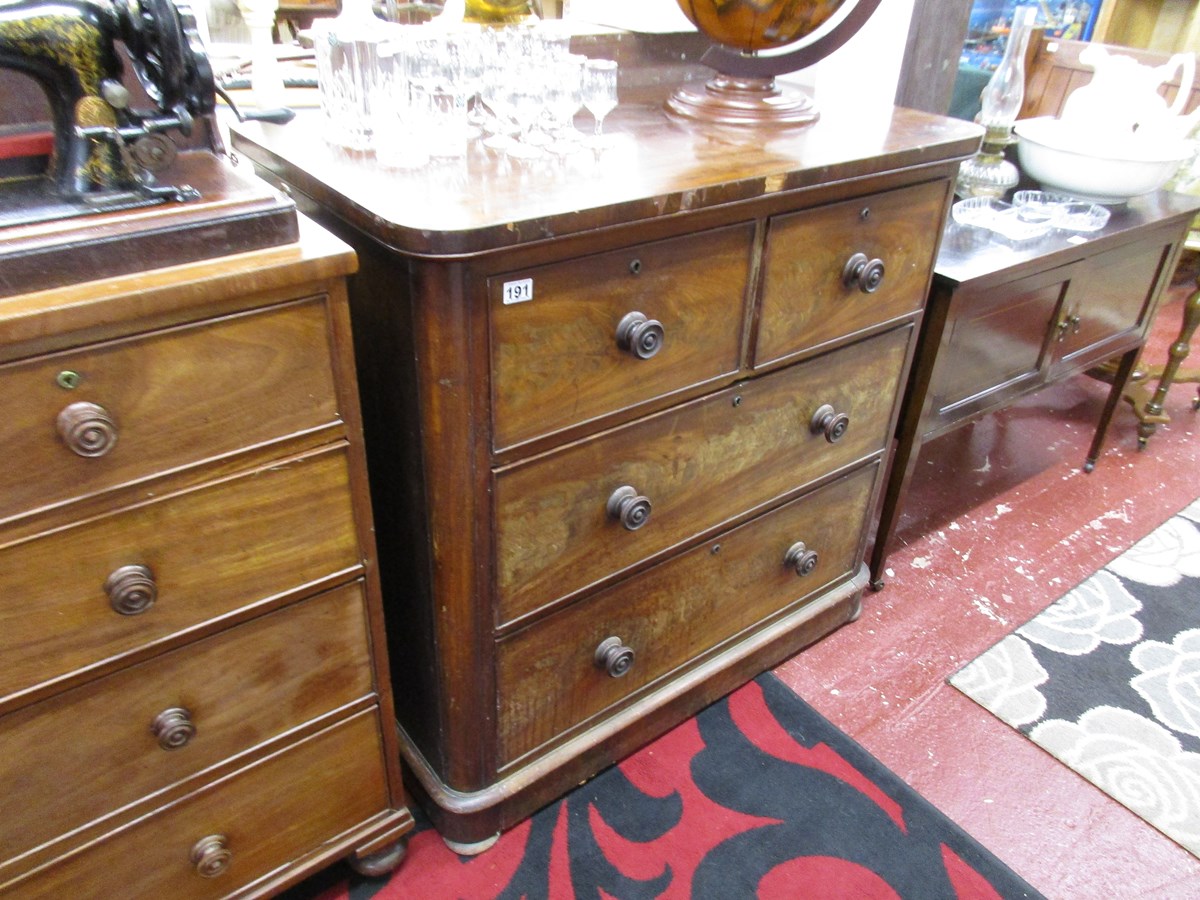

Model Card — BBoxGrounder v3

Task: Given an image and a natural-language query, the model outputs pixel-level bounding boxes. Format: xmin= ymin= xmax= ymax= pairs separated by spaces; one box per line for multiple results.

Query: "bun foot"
xmin=348 ymin=839 xmax=407 ymax=877
xmin=444 ymin=833 xmax=500 ymax=856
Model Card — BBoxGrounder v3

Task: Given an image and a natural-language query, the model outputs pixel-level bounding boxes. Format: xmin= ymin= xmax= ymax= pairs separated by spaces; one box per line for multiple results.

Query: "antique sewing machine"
xmin=0 ymin=0 xmax=298 ymax=295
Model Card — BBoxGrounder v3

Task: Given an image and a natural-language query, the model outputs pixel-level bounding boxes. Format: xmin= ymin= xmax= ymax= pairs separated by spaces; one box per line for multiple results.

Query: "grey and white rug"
xmin=950 ymin=499 xmax=1200 ymax=856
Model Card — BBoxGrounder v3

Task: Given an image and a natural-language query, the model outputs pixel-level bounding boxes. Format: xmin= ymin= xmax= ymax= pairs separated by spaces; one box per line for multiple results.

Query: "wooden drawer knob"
xmin=57 ymin=401 xmax=117 ymax=457
xmin=615 ymin=311 xmax=664 ymax=360
xmin=810 ymin=404 xmax=850 ymax=444
xmin=784 ymin=541 xmax=820 ymax=577
xmin=607 ymin=485 xmax=652 ymax=531
xmin=595 ymin=636 xmax=635 ymax=678
xmin=152 ymin=707 xmax=196 ymax=750
xmin=190 ymin=834 xmax=232 ymax=878
xmin=105 ymin=564 xmax=157 ymax=616
xmin=842 ymin=252 xmax=886 ymax=294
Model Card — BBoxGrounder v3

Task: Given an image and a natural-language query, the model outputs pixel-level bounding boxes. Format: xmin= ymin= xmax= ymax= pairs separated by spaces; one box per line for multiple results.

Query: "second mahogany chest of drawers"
xmin=232 ymin=97 xmax=980 ymax=849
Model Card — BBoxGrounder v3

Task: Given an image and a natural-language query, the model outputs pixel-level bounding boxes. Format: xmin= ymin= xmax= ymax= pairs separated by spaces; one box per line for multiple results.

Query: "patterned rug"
xmin=288 ymin=673 xmax=1041 ymax=899
xmin=951 ymin=499 xmax=1200 ymax=857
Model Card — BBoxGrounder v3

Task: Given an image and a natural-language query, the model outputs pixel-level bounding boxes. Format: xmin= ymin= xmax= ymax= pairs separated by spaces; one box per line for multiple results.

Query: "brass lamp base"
xmin=666 ymin=74 xmax=819 ymax=127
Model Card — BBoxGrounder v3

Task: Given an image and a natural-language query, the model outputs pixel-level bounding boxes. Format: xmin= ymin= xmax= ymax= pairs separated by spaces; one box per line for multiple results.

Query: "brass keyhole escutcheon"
xmin=56 ymin=370 xmax=81 ymax=390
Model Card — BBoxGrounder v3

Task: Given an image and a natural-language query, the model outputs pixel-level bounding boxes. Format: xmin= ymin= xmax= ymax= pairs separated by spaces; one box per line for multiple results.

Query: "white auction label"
xmin=502 ymin=278 xmax=534 ymax=304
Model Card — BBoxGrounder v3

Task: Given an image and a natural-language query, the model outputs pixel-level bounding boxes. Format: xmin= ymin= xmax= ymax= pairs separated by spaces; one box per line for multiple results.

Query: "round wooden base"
xmin=666 ymin=74 xmax=819 ymax=127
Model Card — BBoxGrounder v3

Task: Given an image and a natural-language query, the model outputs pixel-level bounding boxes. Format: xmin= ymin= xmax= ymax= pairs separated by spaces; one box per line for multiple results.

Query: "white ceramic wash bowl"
xmin=1013 ymin=116 xmax=1192 ymax=205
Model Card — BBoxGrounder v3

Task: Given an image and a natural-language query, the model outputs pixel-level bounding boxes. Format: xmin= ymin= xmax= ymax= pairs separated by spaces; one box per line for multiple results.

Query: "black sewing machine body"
xmin=0 ymin=0 xmax=217 ymax=223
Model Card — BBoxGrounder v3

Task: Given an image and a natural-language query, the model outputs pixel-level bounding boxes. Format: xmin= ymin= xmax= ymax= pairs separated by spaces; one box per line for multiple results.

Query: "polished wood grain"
xmin=489 ymin=222 xmax=753 ymax=449
xmin=757 ymin=179 xmax=949 ymax=365
xmin=0 ymin=297 xmax=340 ymax=525
xmin=496 ymin=463 xmax=880 ymax=766
xmin=495 ymin=325 xmax=912 ymax=625
xmin=231 ymin=86 xmax=976 ymax=844
xmin=1 ymin=214 xmax=414 ymax=892
xmin=232 ymin=105 xmax=981 ymax=256
xmin=0 ymin=582 xmax=373 ymax=873
xmin=0 ymin=446 xmax=360 ymax=708
xmin=3 ymin=711 xmax=388 ymax=898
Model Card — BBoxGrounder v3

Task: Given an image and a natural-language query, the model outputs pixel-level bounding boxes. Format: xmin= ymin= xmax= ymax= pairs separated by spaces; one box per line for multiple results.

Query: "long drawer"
xmin=0 ymin=582 xmax=374 ymax=870
xmin=756 ymin=180 xmax=946 ymax=365
xmin=0 ymin=297 xmax=340 ymax=524
xmin=3 ymin=710 xmax=388 ymax=898
xmin=494 ymin=325 xmax=911 ymax=624
xmin=496 ymin=462 xmax=880 ymax=766
xmin=488 ymin=223 xmax=754 ymax=449
xmin=0 ymin=446 xmax=361 ymax=705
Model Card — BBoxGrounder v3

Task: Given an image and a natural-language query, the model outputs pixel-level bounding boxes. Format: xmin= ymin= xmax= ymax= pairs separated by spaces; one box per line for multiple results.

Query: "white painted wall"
xmin=564 ymin=0 xmax=917 ymax=112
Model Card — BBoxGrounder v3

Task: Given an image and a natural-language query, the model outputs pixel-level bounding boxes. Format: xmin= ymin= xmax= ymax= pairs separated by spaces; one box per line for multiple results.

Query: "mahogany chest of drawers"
xmin=0 ymin=214 xmax=413 ymax=895
xmin=232 ymin=95 xmax=981 ymax=848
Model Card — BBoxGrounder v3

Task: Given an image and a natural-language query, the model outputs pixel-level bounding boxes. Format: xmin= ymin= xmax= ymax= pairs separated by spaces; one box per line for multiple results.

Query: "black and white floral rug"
xmin=950 ymin=499 xmax=1200 ymax=857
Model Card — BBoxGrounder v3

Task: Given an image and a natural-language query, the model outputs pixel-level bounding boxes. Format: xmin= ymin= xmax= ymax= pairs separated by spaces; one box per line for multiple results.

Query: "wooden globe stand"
xmin=667 ymin=73 xmax=819 ymax=127
xmin=667 ymin=0 xmax=883 ymax=127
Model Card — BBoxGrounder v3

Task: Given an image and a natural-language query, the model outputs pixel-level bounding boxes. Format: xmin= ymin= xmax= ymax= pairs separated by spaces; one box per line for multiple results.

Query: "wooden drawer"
xmin=5 ymin=709 xmax=388 ymax=898
xmin=0 ymin=297 xmax=340 ymax=524
xmin=488 ymin=224 xmax=754 ymax=449
xmin=494 ymin=325 xmax=911 ymax=624
xmin=756 ymin=181 xmax=946 ymax=365
xmin=496 ymin=462 xmax=880 ymax=765
xmin=0 ymin=582 xmax=373 ymax=871
xmin=0 ymin=447 xmax=361 ymax=705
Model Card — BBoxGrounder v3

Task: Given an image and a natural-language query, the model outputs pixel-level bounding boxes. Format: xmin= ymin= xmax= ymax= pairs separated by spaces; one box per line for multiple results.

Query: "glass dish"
xmin=952 ymin=197 xmax=1052 ymax=243
xmin=1011 ymin=190 xmax=1111 ymax=232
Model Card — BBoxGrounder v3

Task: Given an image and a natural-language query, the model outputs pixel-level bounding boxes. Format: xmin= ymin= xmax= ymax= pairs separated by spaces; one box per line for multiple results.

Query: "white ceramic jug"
xmin=1060 ymin=44 xmax=1195 ymax=135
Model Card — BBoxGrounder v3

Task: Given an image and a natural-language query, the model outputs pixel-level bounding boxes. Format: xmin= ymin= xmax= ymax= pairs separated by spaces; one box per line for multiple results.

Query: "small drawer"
xmin=494 ymin=325 xmax=911 ymax=624
xmin=0 ymin=297 xmax=340 ymax=524
xmin=0 ymin=447 xmax=361 ymax=705
xmin=756 ymin=180 xmax=947 ymax=365
xmin=488 ymin=224 xmax=753 ymax=449
xmin=7 ymin=709 xmax=388 ymax=898
xmin=0 ymin=582 xmax=374 ymax=868
xmin=496 ymin=462 xmax=880 ymax=766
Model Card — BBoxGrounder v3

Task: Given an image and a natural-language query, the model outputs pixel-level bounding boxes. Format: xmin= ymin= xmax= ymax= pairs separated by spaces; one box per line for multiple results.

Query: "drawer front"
xmin=0 ymin=447 xmax=361 ymax=704
xmin=496 ymin=463 xmax=880 ymax=765
xmin=495 ymin=325 xmax=910 ymax=624
xmin=757 ymin=180 xmax=946 ymax=365
xmin=0 ymin=582 xmax=373 ymax=867
xmin=0 ymin=298 xmax=340 ymax=523
xmin=7 ymin=710 xmax=388 ymax=898
xmin=489 ymin=224 xmax=753 ymax=449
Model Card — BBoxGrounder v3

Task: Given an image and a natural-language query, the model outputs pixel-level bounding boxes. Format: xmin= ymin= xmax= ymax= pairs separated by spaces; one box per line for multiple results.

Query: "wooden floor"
xmin=775 ymin=274 xmax=1200 ymax=897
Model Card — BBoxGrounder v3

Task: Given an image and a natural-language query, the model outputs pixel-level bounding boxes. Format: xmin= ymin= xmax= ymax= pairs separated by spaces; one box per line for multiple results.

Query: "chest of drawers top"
xmin=231 ymin=103 xmax=981 ymax=258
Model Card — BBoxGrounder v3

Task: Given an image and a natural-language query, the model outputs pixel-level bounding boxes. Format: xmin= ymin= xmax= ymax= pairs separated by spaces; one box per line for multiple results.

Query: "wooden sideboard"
xmin=0 ymin=213 xmax=413 ymax=895
xmin=869 ymin=191 xmax=1200 ymax=589
xmin=231 ymin=96 xmax=981 ymax=848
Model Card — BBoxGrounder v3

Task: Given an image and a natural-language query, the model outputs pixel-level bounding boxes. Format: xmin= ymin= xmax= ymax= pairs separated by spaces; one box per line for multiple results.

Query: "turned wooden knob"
xmin=190 ymin=834 xmax=232 ymax=878
xmin=595 ymin=636 xmax=635 ymax=678
xmin=57 ymin=401 xmax=117 ymax=457
xmin=152 ymin=707 xmax=195 ymax=750
xmin=811 ymin=404 xmax=850 ymax=443
xmin=105 ymin=564 xmax=157 ymax=616
xmin=607 ymin=485 xmax=652 ymax=531
xmin=615 ymin=311 xmax=664 ymax=360
xmin=784 ymin=541 xmax=820 ymax=577
xmin=842 ymin=252 xmax=886 ymax=294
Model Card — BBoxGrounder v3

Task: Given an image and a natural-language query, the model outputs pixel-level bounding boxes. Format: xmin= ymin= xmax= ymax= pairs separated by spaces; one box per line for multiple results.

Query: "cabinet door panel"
xmin=927 ymin=272 xmax=1065 ymax=420
xmin=1052 ymin=237 xmax=1172 ymax=371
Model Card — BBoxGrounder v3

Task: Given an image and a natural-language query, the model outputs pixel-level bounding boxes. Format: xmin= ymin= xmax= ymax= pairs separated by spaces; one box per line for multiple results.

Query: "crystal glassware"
xmin=582 ymin=58 xmax=618 ymax=142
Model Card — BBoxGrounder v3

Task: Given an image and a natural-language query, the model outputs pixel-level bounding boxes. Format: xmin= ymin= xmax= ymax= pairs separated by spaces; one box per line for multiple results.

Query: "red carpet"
xmin=287 ymin=674 xmax=1041 ymax=899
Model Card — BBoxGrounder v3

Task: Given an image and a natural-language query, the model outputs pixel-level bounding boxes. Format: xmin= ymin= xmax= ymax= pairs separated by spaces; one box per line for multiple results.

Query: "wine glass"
xmin=582 ymin=59 xmax=618 ymax=144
